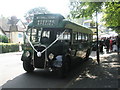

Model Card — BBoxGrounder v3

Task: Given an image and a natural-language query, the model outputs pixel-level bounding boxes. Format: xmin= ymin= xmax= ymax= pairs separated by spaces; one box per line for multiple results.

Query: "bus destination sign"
xmin=33 ymin=14 xmax=59 ymax=27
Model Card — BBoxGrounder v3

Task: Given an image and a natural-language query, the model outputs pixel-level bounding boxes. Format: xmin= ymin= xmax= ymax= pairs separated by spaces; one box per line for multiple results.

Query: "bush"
xmin=0 ymin=43 xmax=19 ymax=53
xmin=0 ymin=35 xmax=8 ymax=43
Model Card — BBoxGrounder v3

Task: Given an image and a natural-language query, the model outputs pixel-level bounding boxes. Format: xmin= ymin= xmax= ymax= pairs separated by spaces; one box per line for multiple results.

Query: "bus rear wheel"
xmin=23 ymin=60 xmax=34 ymax=73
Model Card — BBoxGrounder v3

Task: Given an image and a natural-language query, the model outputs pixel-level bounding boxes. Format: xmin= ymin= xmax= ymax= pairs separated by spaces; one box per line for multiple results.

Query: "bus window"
xmin=31 ymin=29 xmax=37 ymax=42
xmin=82 ymin=33 xmax=87 ymax=41
xmin=82 ymin=33 xmax=85 ymax=40
xmin=42 ymin=31 xmax=50 ymax=38
xmin=84 ymin=34 xmax=87 ymax=41
xmin=75 ymin=33 xmax=78 ymax=41
xmin=25 ymin=28 xmax=38 ymax=43
xmin=41 ymin=30 xmax=51 ymax=44
xmin=73 ymin=32 xmax=78 ymax=42
xmin=57 ymin=30 xmax=71 ymax=40
xmin=78 ymin=32 xmax=82 ymax=40
xmin=86 ymin=34 xmax=89 ymax=41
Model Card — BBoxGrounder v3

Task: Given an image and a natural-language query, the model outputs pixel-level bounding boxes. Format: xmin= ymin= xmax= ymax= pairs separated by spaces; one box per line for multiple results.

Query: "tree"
xmin=103 ymin=2 xmax=120 ymax=33
xmin=69 ymin=1 xmax=120 ymax=33
xmin=24 ymin=7 xmax=50 ymax=23
xmin=69 ymin=2 xmax=103 ymax=19
xmin=0 ymin=35 xmax=8 ymax=43
xmin=7 ymin=16 xmax=19 ymax=26
xmin=7 ymin=16 xmax=19 ymax=32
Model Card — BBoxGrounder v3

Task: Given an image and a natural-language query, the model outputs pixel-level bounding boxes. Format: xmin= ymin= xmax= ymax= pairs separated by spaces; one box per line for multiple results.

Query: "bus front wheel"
xmin=23 ymin=60 xmax=34 ymax=73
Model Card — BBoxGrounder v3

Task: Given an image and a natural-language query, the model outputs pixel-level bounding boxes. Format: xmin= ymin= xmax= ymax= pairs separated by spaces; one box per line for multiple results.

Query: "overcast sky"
xmin=0 ymin=0 xmax=70 ymax=20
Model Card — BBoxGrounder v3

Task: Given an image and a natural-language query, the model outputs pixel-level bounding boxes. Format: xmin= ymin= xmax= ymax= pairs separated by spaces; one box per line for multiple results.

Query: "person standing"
xmin=99 ymin=39 xmax=104 ymax=53
xmin=109 ymin=37 xmax=113 ymax=52
xmin=105 ymin=38 xmax=110 ymax=53
xmin=19 ymin=42 xmax=22 ymax=52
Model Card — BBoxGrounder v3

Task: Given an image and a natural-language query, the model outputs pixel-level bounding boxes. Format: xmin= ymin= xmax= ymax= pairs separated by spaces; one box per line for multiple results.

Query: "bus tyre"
xmin=58 ymin=56 xmax=70 ymax=78
xmin=23 ymin=60 xmax=34 ymax=73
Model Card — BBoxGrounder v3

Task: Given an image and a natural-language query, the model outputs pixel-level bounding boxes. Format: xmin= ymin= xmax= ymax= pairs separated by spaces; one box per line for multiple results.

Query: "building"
xmin=8 ymin=24 xmax=24 ymax=44
xmin=0 ymin=18 xmax=25 ymax=44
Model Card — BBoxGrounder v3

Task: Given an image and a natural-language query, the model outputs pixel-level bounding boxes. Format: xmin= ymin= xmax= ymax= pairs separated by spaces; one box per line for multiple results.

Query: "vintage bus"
xmin=21 ymin=14 xmax=93 ymax=77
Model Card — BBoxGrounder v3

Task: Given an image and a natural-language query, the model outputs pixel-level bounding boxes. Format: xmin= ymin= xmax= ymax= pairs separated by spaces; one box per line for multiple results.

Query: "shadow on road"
xmin=67 ymin=53 xmax=120 ymax=88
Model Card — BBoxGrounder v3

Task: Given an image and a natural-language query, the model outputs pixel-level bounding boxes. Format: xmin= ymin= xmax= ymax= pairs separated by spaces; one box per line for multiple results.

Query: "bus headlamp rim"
xmin=49 ymin=53 xmax=54 ymax=60
xmin=26 ymin=51 xmax=30 ymax=57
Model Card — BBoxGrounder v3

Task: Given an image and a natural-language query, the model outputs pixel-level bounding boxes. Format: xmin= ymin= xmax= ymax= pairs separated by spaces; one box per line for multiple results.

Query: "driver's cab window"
xmin=41 ymin=30 xmax=51 ymax=44
xmin=42 ymin=31 xmax=50 ymax=38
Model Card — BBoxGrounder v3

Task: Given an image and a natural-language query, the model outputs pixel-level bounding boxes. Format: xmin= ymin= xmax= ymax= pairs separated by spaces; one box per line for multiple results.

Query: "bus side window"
xmin=82 ymin=33 xmax=85 ymax=41
xmin=78 ymin=32 xmax=82 ymax=41
xmin=73 ymin=32 xmax=78 ymax=43
xmin=57 ymin=29 xmax=71 ymax=42
xmin=83 ymin=33 xmax=87 ymax=41
xmin=85 ymin=34 xmax=88 ymax=41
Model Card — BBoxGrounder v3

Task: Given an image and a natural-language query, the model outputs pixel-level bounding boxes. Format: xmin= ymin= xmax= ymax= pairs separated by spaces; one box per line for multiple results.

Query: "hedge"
xmin=0 ymin=43 xmax=19 ymax=53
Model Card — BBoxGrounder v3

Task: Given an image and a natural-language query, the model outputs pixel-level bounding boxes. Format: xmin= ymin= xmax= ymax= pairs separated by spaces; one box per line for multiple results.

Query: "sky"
xmin=0 ymin=0 xmax=70 ymax=20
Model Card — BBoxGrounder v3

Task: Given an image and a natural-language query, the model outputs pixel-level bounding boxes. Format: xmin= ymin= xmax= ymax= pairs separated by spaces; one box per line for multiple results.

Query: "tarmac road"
xmin=0 ymin=52 xmax=24 ymax=87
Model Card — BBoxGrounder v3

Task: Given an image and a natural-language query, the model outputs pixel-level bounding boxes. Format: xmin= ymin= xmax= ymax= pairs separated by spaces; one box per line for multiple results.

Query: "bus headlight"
xmin=25 ymin=51 xmax=30 ymax=57
xmin=49 ymin=53 xmax=54 ymax=60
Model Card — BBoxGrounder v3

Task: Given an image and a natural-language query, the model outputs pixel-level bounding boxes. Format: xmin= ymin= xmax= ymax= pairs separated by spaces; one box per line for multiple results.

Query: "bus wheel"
xmin=58 ymin=56 xmax=70 ymax=78
xmin=85 ymin=49 xmax=91 ymax=61
xmin=23 ymin=60 xmax=34 ymax=73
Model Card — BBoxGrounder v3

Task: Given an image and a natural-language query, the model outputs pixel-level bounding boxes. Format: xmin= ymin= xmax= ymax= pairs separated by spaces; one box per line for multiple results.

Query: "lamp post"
xmin=96 ymin=9 xmax=100 ymax=64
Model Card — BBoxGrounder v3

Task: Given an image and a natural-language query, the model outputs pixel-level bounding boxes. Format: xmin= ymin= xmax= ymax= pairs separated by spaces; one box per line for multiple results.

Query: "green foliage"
xmin=7 ymin=16 xmax=19 ymax=25
xmin=103 ymin=2 xmax=120 ymax=27
xmin=69 ymin=1 xmax=120 ymax=33
xmin=0 ymin=43 xmax=19 ymax=53
xmin=24 ymin=7 xmax=50 ymax=23
xmin=0 ymin=35 xmax=8 ymax=43
xmin=69 ymin=2 xmax=103 ymax=18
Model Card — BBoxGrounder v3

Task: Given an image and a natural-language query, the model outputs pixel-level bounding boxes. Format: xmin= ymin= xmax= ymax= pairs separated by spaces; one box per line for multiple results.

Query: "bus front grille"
xmin=34 ymin=46 xmax=45 ymax=68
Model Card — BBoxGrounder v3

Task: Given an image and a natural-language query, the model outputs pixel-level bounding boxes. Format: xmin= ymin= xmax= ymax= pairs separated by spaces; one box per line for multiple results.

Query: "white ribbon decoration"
xmin=24 ymin=29 xmax=66 ymax=57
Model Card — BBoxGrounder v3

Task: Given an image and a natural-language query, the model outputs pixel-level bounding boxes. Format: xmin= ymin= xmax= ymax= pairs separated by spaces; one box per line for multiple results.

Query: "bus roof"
xmin=64 ymin=20 xmax=93 ymax=34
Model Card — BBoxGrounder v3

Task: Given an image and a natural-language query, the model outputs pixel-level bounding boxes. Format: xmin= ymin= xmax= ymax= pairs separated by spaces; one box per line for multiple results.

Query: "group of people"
xmin=99 ymin=35 xmax=120 ymax=54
